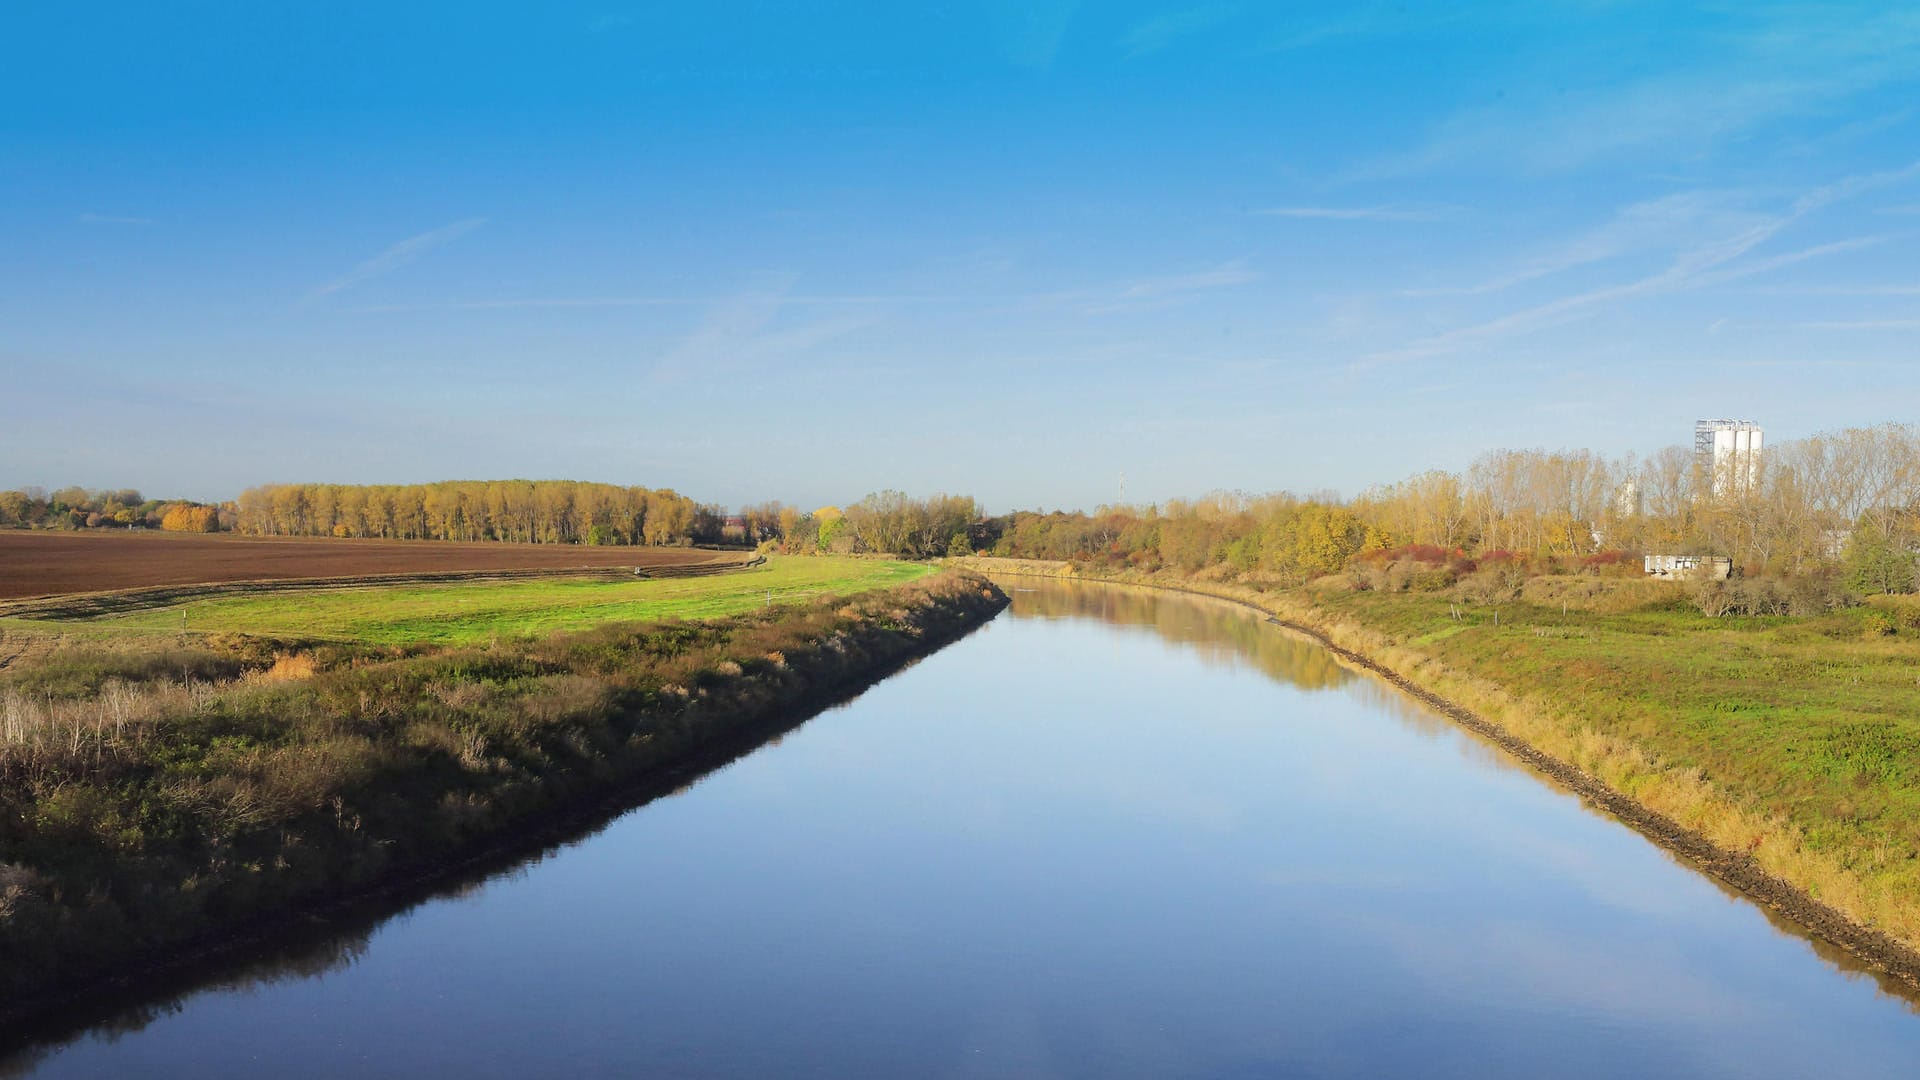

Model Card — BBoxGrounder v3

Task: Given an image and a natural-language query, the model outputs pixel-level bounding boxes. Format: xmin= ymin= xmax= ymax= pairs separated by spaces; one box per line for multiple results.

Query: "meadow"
xmin=42 ymin=557 xmax=934 ymax=646
xmin=1308 ymin=589 xmax=1920 ymax=841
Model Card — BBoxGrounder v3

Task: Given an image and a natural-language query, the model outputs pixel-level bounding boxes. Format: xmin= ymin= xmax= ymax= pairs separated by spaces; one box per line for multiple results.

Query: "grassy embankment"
xmin=0 ymin=564 xmax=999 ymax=1015
xmin=960 ymin=557 xmax=1920 ymax=970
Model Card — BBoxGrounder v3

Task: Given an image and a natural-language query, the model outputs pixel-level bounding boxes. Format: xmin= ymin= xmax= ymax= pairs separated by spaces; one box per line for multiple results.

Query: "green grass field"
xmin=78 ymin=556 xmax=934 ymax=645
xmin=1313 ymin=589 xmax=1920 ymax=817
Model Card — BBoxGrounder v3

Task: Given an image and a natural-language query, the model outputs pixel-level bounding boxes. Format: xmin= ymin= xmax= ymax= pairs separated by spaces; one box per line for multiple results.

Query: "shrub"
xmin=1579 ymin=550 xmax=1642 ymax=577
xmin=0 ymin=645 xmax=248 ymax=700
xmin=1843 ymin=522 xmax=1919 ymax=596
xmin=1695 ymin=572 xmax=1853 ymax=617
xmin=1789 ymin=570 xmax=1857 ymax=615
xmin=1385 ymin=559 xmax=1456 ymax=592
xmin=1456 ymin=566 xmax=1525 ymax=606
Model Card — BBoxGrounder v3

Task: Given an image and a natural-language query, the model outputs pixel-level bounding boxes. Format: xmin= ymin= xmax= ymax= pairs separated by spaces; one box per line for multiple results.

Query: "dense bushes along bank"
xmin=0 ymin=572 xmax=1007 ymax=1017
xmin=956 ymin=558 xmax=1920 ymax=988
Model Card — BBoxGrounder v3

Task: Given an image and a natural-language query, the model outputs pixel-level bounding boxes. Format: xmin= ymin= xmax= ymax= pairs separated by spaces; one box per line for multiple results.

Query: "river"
xmin=5 ymin=578 xmax=1918 ymax=1077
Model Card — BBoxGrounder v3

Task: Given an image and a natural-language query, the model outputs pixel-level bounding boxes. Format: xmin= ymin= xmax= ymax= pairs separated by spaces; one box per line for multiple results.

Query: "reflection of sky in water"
xmin=12 ymin=579 xmax=1920 ymax=1078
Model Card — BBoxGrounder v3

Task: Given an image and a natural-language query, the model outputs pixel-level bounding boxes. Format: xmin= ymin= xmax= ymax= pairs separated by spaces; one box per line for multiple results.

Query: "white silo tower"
xmin=1694 ymin=419 xmax=1763 ymax=496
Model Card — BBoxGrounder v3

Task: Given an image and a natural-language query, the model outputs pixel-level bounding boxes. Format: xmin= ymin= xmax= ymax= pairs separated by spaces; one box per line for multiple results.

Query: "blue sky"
xmin=3 ymin=2 xmax=1917 ymax=511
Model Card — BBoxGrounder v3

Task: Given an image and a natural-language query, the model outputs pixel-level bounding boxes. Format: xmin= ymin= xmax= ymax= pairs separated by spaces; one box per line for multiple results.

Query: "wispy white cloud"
xmin=651 ymin=274 xmax=794 ymax=383
xmin=1032 ymin=261 xmax=1260 ymax=314
xmin=737 ymin=314 xmax=877 ymax=356
xmin=1387 ymin=158 xmax=1919 ymax=348
xmin=1367 ymin=231 xmax=1889 ymax=365
xmin=308 ymin=218 xmax=486 ymax=302
xmin=1741 ymin=283 xmax=1920 ymax=296
xmin=1368 ymin=234 xmax=1880 ymax=366
xmin=647 ymin=273 xmax=880 ymax=383
xmin=78 ymin=213 xmax=155 ymax=225
xmin=1793 ymin=319 xmax=1920 ymax=330
xmin=1792 ymin=158 xmax=1920 ymax=214
xmin=586 ymin=12 xmax=637 ymax=33
xmin=1258 ymin=4 xmax=1473 ymax=54
xmin=1781 ymin=108 xmax=1915 ymax=158
xmin=358 ymin=296 xmax=692 ymax=312
xmin=1365 ymin=163 xmax=1915 ymax=366
xmin=1404 ymin=191 xmax=1770 ymax=296
xmin=1688 ymin=234 xmax=1888 ymax=286
xmin=1433 ymin=80 xmax=1839 ymax=175
xmin=1112 ymin=262 xmax=1258 ymax=300
xmin=1378 ymin=6 xmax=1920 ymax=175
xmin=351 ymin=293 xmax=973 ymax=313
xmin=985 ymin=0 xmax=1078 ymax=70
xmin=1257 ymin=204 xmax=1457 ymax=222
xmin=1118 ymin=5 xmax=1237 ymax=57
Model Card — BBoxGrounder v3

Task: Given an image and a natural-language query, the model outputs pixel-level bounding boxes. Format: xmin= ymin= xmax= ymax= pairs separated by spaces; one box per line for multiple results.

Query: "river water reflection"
xmin=7 ymin=578 xmax=1920 ymax=1077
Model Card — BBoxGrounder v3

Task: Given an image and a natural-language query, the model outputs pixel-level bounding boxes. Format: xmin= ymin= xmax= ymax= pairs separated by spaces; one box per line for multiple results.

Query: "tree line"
xmin=770 ymin=492 xmax=978 ymax=559
xmin=232 ymin=481 xmax=716 ymax=546
xmin=968 ymin=422 xmax=1920 ymax=595
xmin=0 ymin=487 xmax=225 ymax=533
xmin=17 ymin=421 xmax=1920 ymax=591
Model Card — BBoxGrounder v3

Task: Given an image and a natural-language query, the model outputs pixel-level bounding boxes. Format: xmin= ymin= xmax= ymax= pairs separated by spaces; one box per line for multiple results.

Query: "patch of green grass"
xmin=88 ymin=557 xmax=934 ymax=645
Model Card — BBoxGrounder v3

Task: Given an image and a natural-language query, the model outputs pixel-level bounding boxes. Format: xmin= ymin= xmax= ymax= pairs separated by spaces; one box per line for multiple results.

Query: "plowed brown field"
xmin=0 ymin=531 xmax=721 ymax=600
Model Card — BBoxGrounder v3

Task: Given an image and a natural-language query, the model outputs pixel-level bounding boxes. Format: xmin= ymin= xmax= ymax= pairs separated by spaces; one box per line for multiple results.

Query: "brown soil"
xmin=0 ymin=556 xmax=767 ymax=621
xmin=0 ymin=531 xmax=724 ymax=601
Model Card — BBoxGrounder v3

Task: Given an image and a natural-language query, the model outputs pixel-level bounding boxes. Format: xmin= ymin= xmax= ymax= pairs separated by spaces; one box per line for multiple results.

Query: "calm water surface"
xmin=7 ymin=579 xmax=1920 ymax=1077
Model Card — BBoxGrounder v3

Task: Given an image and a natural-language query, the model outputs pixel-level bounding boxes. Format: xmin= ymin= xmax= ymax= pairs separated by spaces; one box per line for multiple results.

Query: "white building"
xmin=1645 ymin=554 xmax=1733 ymax=580
xmin=1695 ymin=419 xmax=1763 ymax=497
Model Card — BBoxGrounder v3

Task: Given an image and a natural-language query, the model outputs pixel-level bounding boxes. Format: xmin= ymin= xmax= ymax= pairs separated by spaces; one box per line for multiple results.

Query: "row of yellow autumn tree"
xmin=232 ymin=481 xmax=710 ymax=546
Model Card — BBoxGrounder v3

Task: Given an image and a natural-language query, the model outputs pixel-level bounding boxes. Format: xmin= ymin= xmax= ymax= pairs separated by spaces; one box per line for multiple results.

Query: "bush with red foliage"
xmin=1580 ymin=549 xmax=1643 ymax=576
